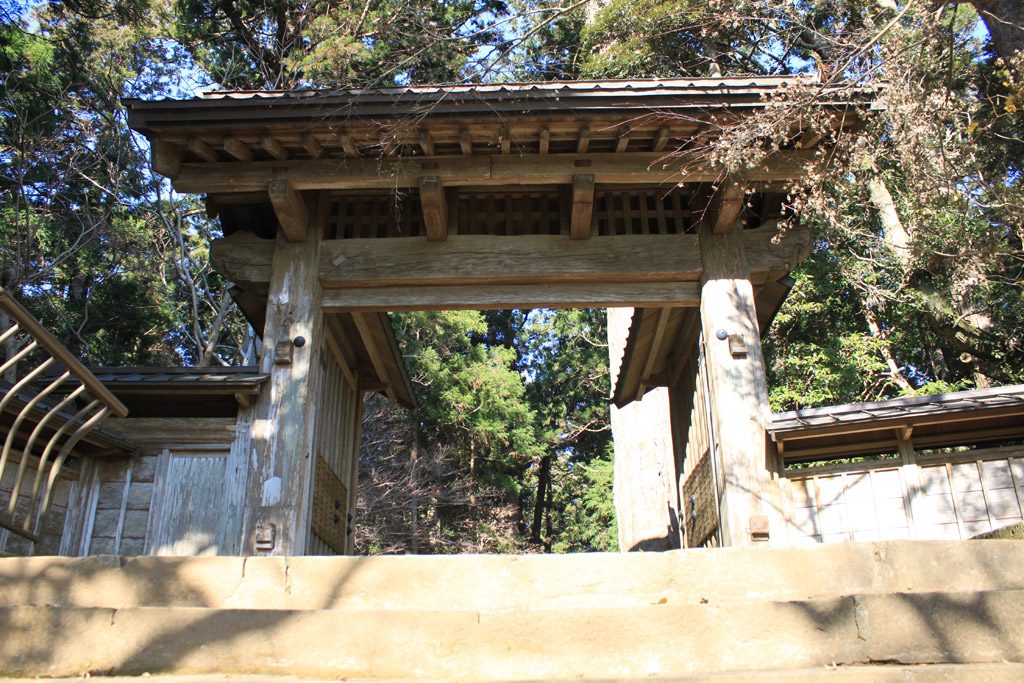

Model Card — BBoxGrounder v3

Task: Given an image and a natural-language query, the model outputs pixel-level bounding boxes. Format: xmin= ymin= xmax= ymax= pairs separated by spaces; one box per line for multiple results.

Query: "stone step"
xmin=5 ymin=665 xmax=1024 ymax=682
xmin=2 ymin=541 xmax=1022 ymax=612
xmin=2 ymin=589 xmax=1023 ymax=679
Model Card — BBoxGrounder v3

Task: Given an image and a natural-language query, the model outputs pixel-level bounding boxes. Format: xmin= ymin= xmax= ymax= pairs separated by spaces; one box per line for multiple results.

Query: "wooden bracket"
xmin=224 ymin=138 xmax=254 ymax=162
xmin=749 ymin=515 xmax=770 ymax=541
xmin=419 ymin=176 xmax=448 ymax=242
xmin=728 ymin=334 xmax=748 ymax=357
xmin=706 ymin=179 xmax=747 ymax=234
xmin=151 ymin=140 xmax=182 ymax=179
xmin=273 ymin=339 xmax=294 ymax=365
xmin=570 ymin=173 xmax=595 ymax=240
xmin=418 ymin=130 xmax=435 ymax=157
xmin=268 ymin=179 xmax=309 ymax=242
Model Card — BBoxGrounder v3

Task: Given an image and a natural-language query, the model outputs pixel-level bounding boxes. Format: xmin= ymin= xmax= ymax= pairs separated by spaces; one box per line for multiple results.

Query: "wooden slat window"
xmin=328 ymin=193 xmax=424 ymax=239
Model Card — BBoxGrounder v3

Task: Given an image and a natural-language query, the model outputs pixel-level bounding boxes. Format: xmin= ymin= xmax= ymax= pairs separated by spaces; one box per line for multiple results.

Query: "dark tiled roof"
xmin=769 ymin=384 xmax=1024 ymax=435
xmin=195 ymin=76 xmax=815 ymax=100
xmin=89 ymin=366 xmax=269 ymax=390
xmin=125 ymin=76 xmax=875 ymax=120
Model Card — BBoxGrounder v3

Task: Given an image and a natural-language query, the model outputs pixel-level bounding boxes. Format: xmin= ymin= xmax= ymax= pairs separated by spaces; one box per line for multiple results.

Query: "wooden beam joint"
xmin=419 ymin=176 xmax=448 ymax=242
xmin=706 ymin=179 xmax=747 ymax=234
xmin=267 ymin=179 xmax=309 ymax=242
xmin=570 ymin=173 xmax=595 ymax=240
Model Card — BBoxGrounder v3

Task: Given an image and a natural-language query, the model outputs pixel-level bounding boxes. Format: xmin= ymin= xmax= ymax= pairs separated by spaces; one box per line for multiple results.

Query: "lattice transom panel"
xmin=455 ymin=190 xmax=565 ymax=236
xmin=325 ymin=187 xmax=733 ymax=239
xmin=594 ymin=189 xmax=696 ymax=236
xmin=327 ymin=193 xmax=423 ymax=238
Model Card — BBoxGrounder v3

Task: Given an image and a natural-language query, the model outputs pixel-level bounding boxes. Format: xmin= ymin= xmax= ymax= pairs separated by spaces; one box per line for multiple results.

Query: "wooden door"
xmin=145 ymin=445 xmax=246 ymax=556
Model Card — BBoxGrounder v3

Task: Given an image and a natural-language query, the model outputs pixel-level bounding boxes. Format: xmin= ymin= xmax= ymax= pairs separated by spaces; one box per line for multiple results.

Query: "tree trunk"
xmin=971 ymin=1 xmax=1024 ymax=80
xmin=863 ymin=172 xmax=996 ymax=385
xmin=544 ymin=465 xmax=554 ymax=553
xmin=529 ymin=455 xmax=551 ymax=544
xmin=862 ymin=305 xmax=915 ymax=394
xmin=865 ymin=175 xmax=912 ymax=264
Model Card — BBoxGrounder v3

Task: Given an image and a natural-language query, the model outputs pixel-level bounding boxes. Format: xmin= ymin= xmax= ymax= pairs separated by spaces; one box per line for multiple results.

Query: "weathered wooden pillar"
xmin=699 ymin=224 xmax=774 ymax=546
xmin=607 ymin=307 xmax=680 ymax=552
xmin=241 ymin=193 xmax=325 ymax=556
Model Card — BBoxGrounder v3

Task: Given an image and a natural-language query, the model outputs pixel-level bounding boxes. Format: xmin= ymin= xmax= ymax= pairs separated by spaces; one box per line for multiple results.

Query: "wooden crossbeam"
xmin=322 ymin=281 xmax=699 ymax=312
xmin=261 ymin=136 xmax=289 ymax=160
xmin=224 ymin=138 xmax=254 ymax=162
xmin=210 ymin=222 xmax=811 ymax=289
xmin=570 ymin=174 xmax=595 ymax=240
xmin=171 ymin=151 xmax=817 ymax=194
xmin=267 ymin=179 xmax=309 ymax=242
xmin=419 ymin=176 xmax=448 ymax=242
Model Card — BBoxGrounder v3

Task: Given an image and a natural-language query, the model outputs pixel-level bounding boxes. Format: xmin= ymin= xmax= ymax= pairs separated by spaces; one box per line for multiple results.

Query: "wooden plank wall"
xmin=308 ymin=335 xmax=361 ymax=555
xmin=672 ymin=339 xmax=720 ymax=548
xmin=0 ymin=461 xmax=74 ymax=556
xmin=60 ymin=415 xmax=250 ymax=556
xmin=780 ymin=444 xmax=1024 ymax=543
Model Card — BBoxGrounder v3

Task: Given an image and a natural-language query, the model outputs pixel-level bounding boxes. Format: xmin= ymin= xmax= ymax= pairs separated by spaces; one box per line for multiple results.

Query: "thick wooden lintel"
xmin=322 ymin=281 xmax=699 ymax=312
xmin=267 ymin=179 xmax=309 ymax=242
xmin=209 ymin=222 xmax=812 ymax=289
xmin=171 ymin=151 xmax=816 ymax=194
xmin=570 ymin=174 xmax=595 ymax=240
xmin=419 ymin=176 xmax=448 ymax=242
xmin=320 ymin=234 xmax=703 ymax=288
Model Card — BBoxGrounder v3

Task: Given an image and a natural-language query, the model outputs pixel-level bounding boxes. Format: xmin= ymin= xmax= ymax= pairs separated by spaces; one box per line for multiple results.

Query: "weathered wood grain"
xmin=322 ymin=281 xmax=699 ymax=311
xmin=170 ymin=151 xmax=817 ymax=194
xmin=419 ymin=177 xmax=448 ymax=242
xmin=211 ymin=223 xmax=811 ymax=292
xmin=320 ymin=234 xmax=703 ymax=287
xmin=268 ymin=179 xmax=309 ymax=242
xmin=241 ymin=196 xmax=326 ymax=556
xmin=699 ymin=223 xmax=773 ymax=547
xmin=570 ymin=174 xmax=595 ymax=240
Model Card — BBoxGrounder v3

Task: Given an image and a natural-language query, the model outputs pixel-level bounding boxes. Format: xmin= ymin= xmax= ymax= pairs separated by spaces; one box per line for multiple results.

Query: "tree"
xmin=173 ymin=0 xmax=510 ymax=89
xmin=515 ymin=0 xmax=1024 ymax=405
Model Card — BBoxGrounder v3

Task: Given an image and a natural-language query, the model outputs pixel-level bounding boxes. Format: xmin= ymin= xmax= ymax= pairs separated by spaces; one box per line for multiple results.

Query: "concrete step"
xmin=2 ymin=541 xmax=1023 ymax=612
xmin=3 ymin=589 xmax=1024 ymax=679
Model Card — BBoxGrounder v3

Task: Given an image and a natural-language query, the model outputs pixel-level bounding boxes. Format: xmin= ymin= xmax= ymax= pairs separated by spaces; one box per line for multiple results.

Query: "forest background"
xmin=1 ymin=0 xmax=1022 ymax=554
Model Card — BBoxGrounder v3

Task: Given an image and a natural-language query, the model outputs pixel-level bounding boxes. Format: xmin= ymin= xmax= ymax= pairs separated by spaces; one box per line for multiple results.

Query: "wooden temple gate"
xmin=124 ymin=78 xmax=853 ymax=554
